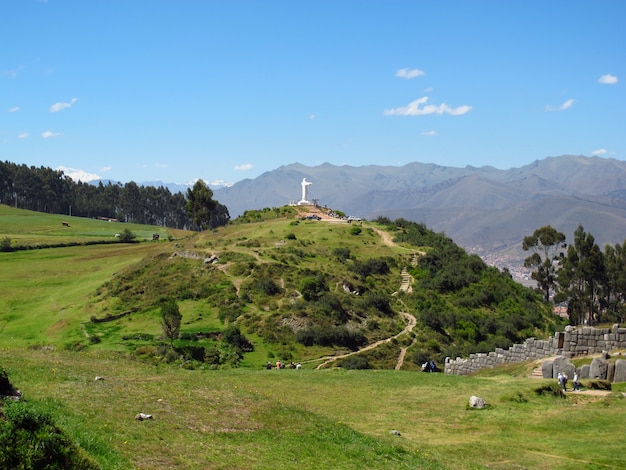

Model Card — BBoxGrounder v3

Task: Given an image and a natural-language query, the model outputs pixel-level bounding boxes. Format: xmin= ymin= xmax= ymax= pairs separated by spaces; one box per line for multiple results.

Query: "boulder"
xmin=579 ymin=364 xmax=590 ymax=379
xmin=589 ymin=357 xmax=608 ymax=379
xmin=614 ymin=360 xmax=626 ymax=383
xmin=541 ymin=360 xmax=554 ymax=379
xmin=469 ymin=396 xmax=487 ymax=409
xmin=608 ymin=362 xmax=615 ymax=383
xmin=552 ymin=356 xmax=575 ymax=380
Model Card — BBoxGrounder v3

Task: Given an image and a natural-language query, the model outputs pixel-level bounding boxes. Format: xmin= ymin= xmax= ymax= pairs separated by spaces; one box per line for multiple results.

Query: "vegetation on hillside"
xmin=79 ymin=207 xmax=560 ymax=369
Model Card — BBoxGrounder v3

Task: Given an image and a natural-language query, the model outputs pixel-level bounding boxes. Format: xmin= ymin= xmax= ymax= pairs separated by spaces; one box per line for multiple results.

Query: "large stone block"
xmin=614 ymin=360 xmax=626 ymax=383
xmin=580 ymin=364 xmax=590 ymax=379
xmin=589 ymin=357 xmax=608 ymax=379
xmin=542 ymin=360 xmax=554 ymax=379
xmin=608 ymin=362 xmax=615 ymax=383
xmin=552 ymin=356 xmax=575 ymax=379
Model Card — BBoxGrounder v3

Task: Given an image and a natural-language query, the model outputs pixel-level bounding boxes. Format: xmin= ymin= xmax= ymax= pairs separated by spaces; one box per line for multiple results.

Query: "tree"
xmin=160 ymin=298 xmax=182 ymax=347
xmin=185 ymin=180 xmax=230 ymax=230
xmin=604 ymin=241 xmax=626 ymax=323
xmin=522 ymin=225 xmax=566 ymax=303
xmin=555 ymin=225 xmax=606 ymax=325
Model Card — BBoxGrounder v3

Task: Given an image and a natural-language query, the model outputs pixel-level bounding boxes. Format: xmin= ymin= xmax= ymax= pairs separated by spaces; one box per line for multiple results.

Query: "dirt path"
xmin=310 ymin=227 xmax=419 ymax=370
xmin=313 ymin=311 xmax=417 ymax=369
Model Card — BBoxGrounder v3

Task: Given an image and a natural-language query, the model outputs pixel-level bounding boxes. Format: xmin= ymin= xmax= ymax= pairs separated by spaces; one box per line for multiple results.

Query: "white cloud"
xmin=598 ymin=74 xmax=618 ymax=85
xmin=185 ymin=178 xmax=233 ymax=188
xmin=384 ymin=97 xmax=472 ymax=116
xmin=592 ymin=148 xmax=607 ymax=156
xmin=18 ymin=132 xmax=29 ymax=139
xmin=56 ymin=166 xmax=101 ymax=182
xmin=545 ymin=99 xmax=575 ymax=112
xmin=100 ymin=166 xmax=112 ymax=173
xmin=234 ymin=163 xmax=253 ymax=171
xmin=50 ymin=98 xmax=78 ymax=112
xmin=309 ymin=114 xmax=316 ymax=120
xmin=42 ymin=131 xmax=63 ymax=138
xmin=8 ymin=106 xmax=20 ymax=113
xmin=422 ymin=130 xmax=437 ymax=136
xmin=396 ymin=68 xmax=425 ymax=79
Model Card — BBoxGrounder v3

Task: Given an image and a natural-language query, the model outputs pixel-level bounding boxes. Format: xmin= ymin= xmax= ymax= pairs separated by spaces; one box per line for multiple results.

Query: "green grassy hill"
xmin=1 ymin=204 xmax=559 ymax=371
xmin=1 ymin=204 xmax=624 ymax=469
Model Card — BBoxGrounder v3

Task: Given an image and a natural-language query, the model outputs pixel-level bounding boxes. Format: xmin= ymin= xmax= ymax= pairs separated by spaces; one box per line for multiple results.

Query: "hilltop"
xmin=212 ymin=155 xmax=626 ymax=269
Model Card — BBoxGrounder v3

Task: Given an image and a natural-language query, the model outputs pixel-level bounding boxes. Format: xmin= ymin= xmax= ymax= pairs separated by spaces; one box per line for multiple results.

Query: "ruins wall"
xmin=444 ymin=324 xmax=626 ymax=376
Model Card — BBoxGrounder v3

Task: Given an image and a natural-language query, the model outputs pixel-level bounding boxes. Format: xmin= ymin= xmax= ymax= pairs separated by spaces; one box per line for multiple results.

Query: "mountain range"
xmin=207 ymin=155 xmax=626 ymax=268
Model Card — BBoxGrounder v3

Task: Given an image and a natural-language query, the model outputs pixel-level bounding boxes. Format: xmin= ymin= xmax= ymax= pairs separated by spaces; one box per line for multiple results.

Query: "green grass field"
xmin=2 ymin=348 xmax=625 ymax=469
xmin=2 ymin=205 xmax=626 ymax=469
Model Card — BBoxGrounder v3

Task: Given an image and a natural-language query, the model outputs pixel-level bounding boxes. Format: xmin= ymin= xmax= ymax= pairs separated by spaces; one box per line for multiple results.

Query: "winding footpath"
xmin=312 ymin=227 xmax=419 ymax=370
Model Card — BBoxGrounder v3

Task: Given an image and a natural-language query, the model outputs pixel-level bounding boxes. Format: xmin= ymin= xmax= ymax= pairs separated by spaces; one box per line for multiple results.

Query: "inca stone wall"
xmin=444 ymin=324 xmax=626 ymax=376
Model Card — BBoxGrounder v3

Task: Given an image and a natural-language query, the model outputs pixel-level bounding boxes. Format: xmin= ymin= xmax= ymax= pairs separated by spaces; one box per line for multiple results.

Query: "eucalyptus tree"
xmin=604 ymin=241 xmax=626 ymax=323
xmin=555 ymin=225 xmax=606 ymax=325
xmin=522 ymin=225 xmax=566 ymax=303
xmin=185 ymin=179 xmax=230 ymax=230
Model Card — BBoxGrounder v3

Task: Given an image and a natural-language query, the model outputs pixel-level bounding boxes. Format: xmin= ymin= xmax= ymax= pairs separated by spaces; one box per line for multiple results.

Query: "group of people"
xmin=267 ymin=361 xmax=302 ymax=370
xmin=421 ymin=360 xmax=437 ymax=372
xmin=557 ymin=371 xmax=580 ymax=391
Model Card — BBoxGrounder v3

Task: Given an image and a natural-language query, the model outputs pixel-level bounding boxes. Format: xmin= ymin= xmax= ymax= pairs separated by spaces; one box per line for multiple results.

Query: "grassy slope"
xmin=2 ymin=348 xmax=625 ymax=470
xmin=2 ymin=205 xmax=626 ymax=469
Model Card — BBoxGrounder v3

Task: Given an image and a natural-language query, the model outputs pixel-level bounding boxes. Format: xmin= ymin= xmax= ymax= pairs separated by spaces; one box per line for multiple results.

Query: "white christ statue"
xmin=299 ymin=178 xmax=312 ymax=204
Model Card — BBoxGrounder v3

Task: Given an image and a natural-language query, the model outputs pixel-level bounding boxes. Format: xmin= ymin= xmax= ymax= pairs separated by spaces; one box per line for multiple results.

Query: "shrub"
xmin=0 ymin=400 xmax=98 ymax=469
xmin=118 ymin=228 xmax=136 ymax=243
xmin=332 ymin=247 xmax=351 ymax=262
xmin=300 ymin=275 xmax=329 ymax=302
xmin=0 ymin=237 xmax=13 ymax=252
xmin=341 ymin=356 xmax=371 ymax=370
xmin=222 ymin=325 xmax=254 ymax=352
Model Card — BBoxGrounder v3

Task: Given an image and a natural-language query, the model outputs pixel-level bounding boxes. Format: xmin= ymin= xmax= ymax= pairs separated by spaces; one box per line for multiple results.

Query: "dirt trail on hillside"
xmin=311 ymin=228 xmax=420 ymax=370
xmin=313 ymin=311 xmax=417 ymax=369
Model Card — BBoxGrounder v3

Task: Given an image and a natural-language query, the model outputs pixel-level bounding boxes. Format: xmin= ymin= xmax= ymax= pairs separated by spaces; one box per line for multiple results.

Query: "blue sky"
xmin=2 ymin=1 xmax=624 ymax=187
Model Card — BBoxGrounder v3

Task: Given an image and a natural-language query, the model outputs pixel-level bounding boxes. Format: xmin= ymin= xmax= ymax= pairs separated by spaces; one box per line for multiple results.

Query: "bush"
xmin=0 ymin=400 xmax=98 ymax=469
xmin=295 ymin=326 xmax=366 ymax=350
xmin=0 ymin=237 xmax=13 ymax=252
xmin=118 ymin=228 xmax=136 ymax=243
xmin=222 ymin=325 xmax=254 ymax=352
xmin=332 ymin=247 xmax=351 ymax=262
xmin=341 ymin=356 xmax=371 ymax=370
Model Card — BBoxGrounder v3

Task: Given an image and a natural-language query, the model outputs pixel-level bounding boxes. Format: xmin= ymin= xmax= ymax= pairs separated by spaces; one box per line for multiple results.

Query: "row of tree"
xmin=523 ymin=225 xmax=626 ymax=325
xmin=0 ymin=161 xmax=229 ymax=230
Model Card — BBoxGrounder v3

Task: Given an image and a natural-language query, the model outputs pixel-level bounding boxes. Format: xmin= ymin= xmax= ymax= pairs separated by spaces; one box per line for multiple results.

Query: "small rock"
xmin=389 ymin=430 xmax=401 ymax=436
xmin=94 ymin=376 xmax=104 ymax=381
xmin=135 ymin=413 xmax=153 ymax=421
xmin=469 ymin=396 xmax=487 ymax=409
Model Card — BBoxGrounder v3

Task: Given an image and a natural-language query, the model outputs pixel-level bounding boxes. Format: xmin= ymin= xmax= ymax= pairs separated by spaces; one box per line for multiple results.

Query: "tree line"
xmin=523 ymin=225 xmax=626 ymax=325
xmin=0 ymin=161 xmax=228 ymax=230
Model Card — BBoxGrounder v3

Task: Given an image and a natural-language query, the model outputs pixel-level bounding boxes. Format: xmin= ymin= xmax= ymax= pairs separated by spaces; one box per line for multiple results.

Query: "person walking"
xmin=573 ymin=372 xmax=580 ymax=391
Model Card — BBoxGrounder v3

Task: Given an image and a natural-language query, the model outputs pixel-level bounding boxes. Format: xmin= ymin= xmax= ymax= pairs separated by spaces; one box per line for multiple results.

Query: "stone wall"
xmin=444 ymin=324 xmax=626 ymax=376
